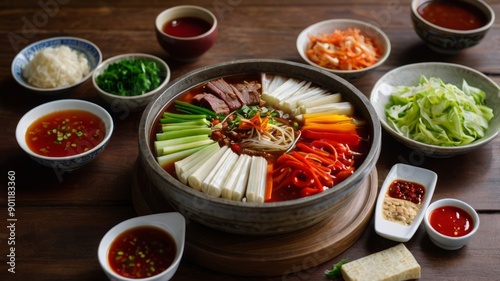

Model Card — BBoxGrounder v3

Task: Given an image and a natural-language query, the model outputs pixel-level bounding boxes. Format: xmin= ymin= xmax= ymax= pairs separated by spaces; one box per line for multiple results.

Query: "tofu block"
xmin=341 ymin=243 xmax=421 ymax=281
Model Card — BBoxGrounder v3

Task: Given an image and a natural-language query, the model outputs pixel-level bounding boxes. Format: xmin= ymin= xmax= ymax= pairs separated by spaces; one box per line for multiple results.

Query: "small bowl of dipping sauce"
xmin=155 ymin=5 xmax=218 ymax=62
xmin=15 ymin=99 xmax=113 ymax=171
xmin=411 ymin=0 xmax=495 ymax=54
xmin=98 ymin=212 xmax=185 ymax=281
xmin=424 ymin=198 xmax=480 ymax=250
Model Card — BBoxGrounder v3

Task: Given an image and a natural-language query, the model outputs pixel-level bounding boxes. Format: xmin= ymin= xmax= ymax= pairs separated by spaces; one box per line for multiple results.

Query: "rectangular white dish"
xmin=375 ymin=163 xmax=437 ymax=242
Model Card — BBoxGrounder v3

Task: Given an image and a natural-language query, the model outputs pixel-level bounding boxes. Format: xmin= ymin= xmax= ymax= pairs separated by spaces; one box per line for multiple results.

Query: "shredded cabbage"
xmin=385 ymin=75 xmax=494 ymax=146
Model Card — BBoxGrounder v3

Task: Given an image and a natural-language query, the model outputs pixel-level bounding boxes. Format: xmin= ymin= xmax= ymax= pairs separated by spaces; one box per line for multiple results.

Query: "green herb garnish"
xmin=325 ymin=258 xmax=349 ymax=279
xmin=96 ymin=59 xmax=164 ymax=96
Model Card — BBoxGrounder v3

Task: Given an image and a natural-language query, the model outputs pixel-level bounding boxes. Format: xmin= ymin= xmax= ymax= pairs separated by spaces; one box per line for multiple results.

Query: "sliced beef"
xmin=233 ymin=81 xmax=261 ymax=105
xmin=206 ymin=78 xmax=244 ymax=111
xmin=192 ymin=93 xmax=230 ymax=115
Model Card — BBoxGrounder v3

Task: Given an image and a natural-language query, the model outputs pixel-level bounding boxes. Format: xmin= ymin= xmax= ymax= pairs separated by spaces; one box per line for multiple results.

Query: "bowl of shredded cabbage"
xmin=371 ymin=62 xmax=500 ymax=157
xmin=12 ymin=36 xmax=102 ymax=95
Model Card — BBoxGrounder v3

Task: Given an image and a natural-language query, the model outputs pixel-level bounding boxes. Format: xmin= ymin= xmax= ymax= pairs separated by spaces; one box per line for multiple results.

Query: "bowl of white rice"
xmin=12 ymin=36 xmax=102 ymax=95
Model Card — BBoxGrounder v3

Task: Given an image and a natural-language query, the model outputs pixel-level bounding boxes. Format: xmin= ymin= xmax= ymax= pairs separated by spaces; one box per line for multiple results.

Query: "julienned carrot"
xmin=305 ymin=28 xmax=382 ymax=71
xmin=265 ymin=163 xmax=273 ymax=201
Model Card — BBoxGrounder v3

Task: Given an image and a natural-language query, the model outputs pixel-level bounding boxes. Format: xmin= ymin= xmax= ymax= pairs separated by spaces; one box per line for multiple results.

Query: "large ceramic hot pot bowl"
xmin=138 ymin=59 xmax=381 ymax=235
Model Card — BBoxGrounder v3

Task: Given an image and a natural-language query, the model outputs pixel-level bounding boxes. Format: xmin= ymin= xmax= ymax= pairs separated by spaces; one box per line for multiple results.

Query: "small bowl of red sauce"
xmin=155 ymin=5 xmax=218 ymax=62
xmin=424 ymin=198 xmax=480 ymax=250
xmin=15 ymin=99 xmax=113 ymax=171
xmin=98 ymin=212 xmax=186 ymax=281
xmin=411 ymin=0 xmax=495 ymax=54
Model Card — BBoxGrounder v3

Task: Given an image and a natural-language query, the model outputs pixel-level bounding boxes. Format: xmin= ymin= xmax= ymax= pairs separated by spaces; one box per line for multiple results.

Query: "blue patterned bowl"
xmin=16 ymin=99 xmax=113 ymax=172
xmin=11 ymin=37 xmax=102 ymax=94
xmin=411 ymin=0 xmax=494 ymax=54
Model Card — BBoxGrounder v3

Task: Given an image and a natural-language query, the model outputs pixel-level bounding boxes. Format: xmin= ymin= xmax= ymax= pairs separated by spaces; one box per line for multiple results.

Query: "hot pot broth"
xmin=151 ymin=73 xmax=370 ymax=203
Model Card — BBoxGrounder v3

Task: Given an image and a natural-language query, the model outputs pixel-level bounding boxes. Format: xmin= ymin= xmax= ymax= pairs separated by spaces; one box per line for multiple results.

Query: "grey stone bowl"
xmin=138 ymin=59 xmax=381 ymax=235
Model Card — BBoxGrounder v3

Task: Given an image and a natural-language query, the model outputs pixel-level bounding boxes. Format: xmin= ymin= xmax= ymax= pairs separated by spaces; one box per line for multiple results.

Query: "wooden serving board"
xmin=132 ymin=160 xmax=378 ymax=276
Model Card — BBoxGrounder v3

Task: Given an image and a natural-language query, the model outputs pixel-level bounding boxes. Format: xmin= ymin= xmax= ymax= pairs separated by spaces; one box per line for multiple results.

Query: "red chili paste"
xmin=388 ymin=180 xmax=425 ymax=205
xmin=429 ymin=206 xmax=474 ymax=237
xmin=417 ymin=0 xmax=487 ymax=30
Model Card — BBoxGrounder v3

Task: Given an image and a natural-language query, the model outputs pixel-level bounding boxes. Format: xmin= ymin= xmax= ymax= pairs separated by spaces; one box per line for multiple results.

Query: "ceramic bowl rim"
xmin=15 ymin=99 xmax=114 ymax=161
xmin=155 ymin=5 xmax=218 ymax=41
xmin=92 ymin=53 xmax=171 ymax=101
xmin=410 ymin=0 xmax=495 ymax=35
xmin=296 ymin=18 xmax=391 ymax=75
xmin=11 ymin=36 xmax=102 ymax=93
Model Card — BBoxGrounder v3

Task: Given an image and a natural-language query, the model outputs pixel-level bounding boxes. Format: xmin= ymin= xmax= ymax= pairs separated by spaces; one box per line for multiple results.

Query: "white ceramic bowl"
xmin=370 ymin=62 xmax=500 ymax=157
xmin=375 ymin=163 xmax=437 ymax=242
xmin=424 ymin=198 xmax=480 ymax=250
xmin=93 ymin=53 xmax=171 ymax=112
xmin=296 ymin=19 xmax=391 ymax=80
xmin=15 ymin=99 xmax=113 ymax=171
xmin=411 ymin=0 xmax=495 ymax=54
xmin=12 ymin=36 xmax=102 ymax=95
xmin=98 ymin=213 xmax=185 ymax=281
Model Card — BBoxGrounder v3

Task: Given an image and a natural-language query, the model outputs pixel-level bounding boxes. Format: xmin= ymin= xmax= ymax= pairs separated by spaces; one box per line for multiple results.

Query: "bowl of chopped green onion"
xmin=371 ymin=62 xmax=500 ymax=157
xmin=93 ymin=53 xmax=171 ymax=112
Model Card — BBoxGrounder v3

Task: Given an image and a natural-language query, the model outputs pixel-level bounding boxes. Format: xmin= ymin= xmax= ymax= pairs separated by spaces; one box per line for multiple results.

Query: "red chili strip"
xmin=302 ymin=129 xmax=361 ymax=148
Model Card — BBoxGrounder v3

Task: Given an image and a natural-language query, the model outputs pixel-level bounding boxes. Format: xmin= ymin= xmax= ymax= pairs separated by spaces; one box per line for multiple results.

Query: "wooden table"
xmin=1 ymin=0 xmax=499 ymax=280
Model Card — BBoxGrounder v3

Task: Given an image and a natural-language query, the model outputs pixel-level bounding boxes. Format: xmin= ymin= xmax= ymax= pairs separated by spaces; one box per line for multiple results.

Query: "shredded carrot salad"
xmin=305 ymin=28 xmax=382 ymax=71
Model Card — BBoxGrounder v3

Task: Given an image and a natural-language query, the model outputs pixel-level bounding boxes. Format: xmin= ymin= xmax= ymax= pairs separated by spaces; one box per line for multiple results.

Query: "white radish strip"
xmin=206 ymin=151 xmax=239 ymax=197
xmin=262 ymin=73 xmax=287 ymax=96
xmin=278 ymin=81 xmax=311 ymax=109
xmin=222 ymin=154 xmax=252 ymax=200
xmin=187 ymin=146 xmax=228 ymax=191
xmin=175 ymin=142 xmax=220 ymax=184
xmin=283 ymin=87 xmax=328 ymax=111
xmin=267 ymin=78 xmax=302 ymax=106
xmin=300 ymin=93 xmax=342 ymax=108
xmin=295 ymin=88 xmax=331 ymax=107
xmin=302 ymin=101 xmax=355 ymax=115
xmin=178 ymin=145 xmax=219 ymax=184
xmin=245 ymin=156 xmax=268 ymax=203
xmin=200 ymin=148 xmax=234 ymax=195
xmin=273 ymin=79 xmax=307 ymax=104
